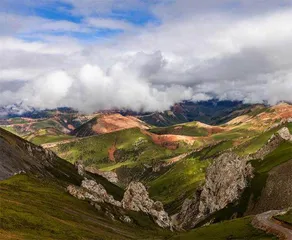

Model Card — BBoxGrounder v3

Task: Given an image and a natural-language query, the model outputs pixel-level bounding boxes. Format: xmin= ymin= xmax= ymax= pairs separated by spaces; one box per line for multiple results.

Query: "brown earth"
xmin=90 ymin=114 xmax=150 ymax=134
xmin=227 ymin=103 xmax=292 ymax=130
xmin=141 ymin=129 xmax=204 ymax=150
xmin=108 ymin=145 xmax=117 ymax=162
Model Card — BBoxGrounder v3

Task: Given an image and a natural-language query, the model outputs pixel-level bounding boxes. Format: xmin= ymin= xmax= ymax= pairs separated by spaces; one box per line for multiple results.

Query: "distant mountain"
xmin=137 ymin=100 xmax=266 ymax=127
xmin=0 ymin=102 xmax=35 ymax=119
xmin=72 ymin=113 xmax=151 ymax=137
xmin=1 ymin=103 xmax=292 ymax=239
xmin=0 ymin=100 xmax=263 ymax=125
xmin=0 ymin=102 xmax=77 ymax=119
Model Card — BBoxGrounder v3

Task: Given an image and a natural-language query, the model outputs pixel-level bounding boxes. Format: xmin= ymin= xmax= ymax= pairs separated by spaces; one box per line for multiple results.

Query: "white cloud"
xmin=86 ymin=18 xmax=136 ymax=31
xmin=1 ymin=1 xmax=292 ymax=111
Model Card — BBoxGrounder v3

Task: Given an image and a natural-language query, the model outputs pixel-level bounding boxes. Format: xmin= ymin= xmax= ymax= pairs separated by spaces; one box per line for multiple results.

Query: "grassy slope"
xmin=23 ymin=128 xmax=73 ymax=145
xmin=54 ymin=128 xmax=191 ymax=170
xmin=149 ymin=157 xmax=210 ymax=214
xmin=2 ymin=119 xmax=66 ymax=137
xmin=236 ymin=122 xmax=292 ymax=155
xmin=148 ymin=141 xmax=236 ymax=214
xmin=171 ymin=217 xmax=275 ymax=240
xmin=0 ymin=174 xmax=169 ymax=240
xmin=214 ymin=140 xmax=292 ymax=220
xmin=150 ymin=122 xmax=209 ymax=137
xmin=274 ymin=210 xmax=292 ymax=225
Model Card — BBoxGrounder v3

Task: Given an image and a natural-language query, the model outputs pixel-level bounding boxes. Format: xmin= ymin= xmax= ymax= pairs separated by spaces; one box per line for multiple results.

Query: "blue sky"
xmin=1 ymin=0 xmax=161 ymax=42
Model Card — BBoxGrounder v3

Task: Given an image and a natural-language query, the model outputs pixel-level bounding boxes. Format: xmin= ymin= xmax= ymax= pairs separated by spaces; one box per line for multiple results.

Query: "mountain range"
xmin=0 ymin=100 xmax=292 ymax=239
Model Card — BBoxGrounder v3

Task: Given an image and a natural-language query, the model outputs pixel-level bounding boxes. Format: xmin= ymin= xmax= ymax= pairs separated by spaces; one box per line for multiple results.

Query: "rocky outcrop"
xmin=0 ymin=127 xmax=62 ymax=180
xmin=67 ymin=180 xmax=172 ymax=229
xmin=122 ymin=182 xmax=172 ymax=229
xmin=277 ymin=127 xmax=292 ymax=141
xmin=175 ymin=152 xmax=253 ymax=229
xmin=252 ymin=127 xmax=292 ymax=160
xmin=74 ymin=160 xmax=85 ymax=176
xmin=67 ymin=179 xmax=121 ymax=207
xmin=245 ymin=159 xmax=292 ymax=215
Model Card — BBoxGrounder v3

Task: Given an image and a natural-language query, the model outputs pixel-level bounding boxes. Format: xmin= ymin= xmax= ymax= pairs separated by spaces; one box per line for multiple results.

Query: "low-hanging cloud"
xmin=1 ymin=1 xmax=292 ymax=112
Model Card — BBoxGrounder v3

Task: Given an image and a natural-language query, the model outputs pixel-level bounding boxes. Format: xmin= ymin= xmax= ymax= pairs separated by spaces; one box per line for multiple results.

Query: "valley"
xmin=1 ymin=101 xmax=292 ymax=239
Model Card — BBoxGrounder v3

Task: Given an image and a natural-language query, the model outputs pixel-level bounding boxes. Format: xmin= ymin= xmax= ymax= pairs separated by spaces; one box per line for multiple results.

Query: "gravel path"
xmin=252 ymin=209 xmax=292 ymax=240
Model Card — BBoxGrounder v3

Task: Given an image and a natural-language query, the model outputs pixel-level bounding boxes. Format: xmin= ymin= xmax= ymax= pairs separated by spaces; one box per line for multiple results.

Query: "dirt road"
xmin=252 ymin=209 xmax=292 ymax=240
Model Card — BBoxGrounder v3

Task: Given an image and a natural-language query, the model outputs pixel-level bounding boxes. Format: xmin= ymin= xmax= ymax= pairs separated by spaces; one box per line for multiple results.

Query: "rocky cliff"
xmin=174 ymin=152 xmax=253 ymax=229
xmin=251 ymin=127 xmax=292 ymax=160
xmin=67 ymin=180 xmax=172 ymax=229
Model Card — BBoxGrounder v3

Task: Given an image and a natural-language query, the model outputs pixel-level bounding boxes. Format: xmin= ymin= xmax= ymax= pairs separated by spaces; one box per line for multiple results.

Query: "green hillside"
xmin=0 ymin=174 xmax=169 ymax=240
xmin=53 ymin=128 xmax=193 ymax=171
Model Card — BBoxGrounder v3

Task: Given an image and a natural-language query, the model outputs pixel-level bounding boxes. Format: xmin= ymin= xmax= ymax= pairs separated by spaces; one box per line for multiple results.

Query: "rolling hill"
xmin=1 ymin=102 xmax=292 ymax=239
xmin=72 ymin=113 xmax=150 ymax=137
xmin=0 ymin=127 xmax=278 ymax=239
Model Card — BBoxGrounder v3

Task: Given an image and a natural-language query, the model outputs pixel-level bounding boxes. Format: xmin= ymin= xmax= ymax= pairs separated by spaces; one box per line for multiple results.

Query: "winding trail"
xmin=252 ymin=209 xmax=292 ymax=240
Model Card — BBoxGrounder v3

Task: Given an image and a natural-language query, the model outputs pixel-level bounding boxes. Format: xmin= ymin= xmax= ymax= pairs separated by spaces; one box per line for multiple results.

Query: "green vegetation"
xmin=237 ymin=122 xmax=292 ymax=155
xmin=253 ymin=141 xmax=292 ymax=173
xmin=1 ymin=119 xmax=66 ymax=137
xmin=0 ymin=174 xmax=169 ymax=240
xmin=24 ymin=128 xmax=73 ymax=145
xmin=246 ymin=106 xmax=273 ymax=117
xmin=150 ymin=122 xmax=209 ymax=137
xmin=171 ymin=217 xmax=275 ymax=240
xmin=236 ymin=127 xmax=280 ymax=155
xmin=190 ymin=140 xmax=233 ymax=160
xmin=274 ymin=210 xmax=292 ymax=225
xmin=1 ymin=126 xmax=19 ymax=136
xmin=149 ymin=157 xmax=211 ymax=214
xmin=54 ymin=128 xmax=192 ymax=169
xmin=219 ymin=140 xmax=292 ymax=219
xmin=212 ymin=123 xmax=258 ymax=142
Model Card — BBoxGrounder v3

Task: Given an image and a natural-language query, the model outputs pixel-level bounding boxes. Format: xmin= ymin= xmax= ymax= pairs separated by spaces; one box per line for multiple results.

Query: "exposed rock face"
xmin=0 ymin=127 xmax=62 ymax=180
xmin=74 ymin=160 xmax=85 ymax=176
xmin=251 ymin=127 xmax=292 ymax=160
xmin=175 ymin=152 xmax=253 ymax=229
xmin=119 ymin=215 xmax=132 ymax=223
xmin=245 ymin=159 xmax=292 ymax=215
xmin=121 ymin=182 xmax=172 ymax=229
xmin=199 ymin=153 xmax=253 ymax=214
xmin=67 ymin=180 xmax=171 ymax=229
xmin=277 ymin=127 xmax=292 ymax=141
xmin=67 ymin=180 xmax=121 ymax=207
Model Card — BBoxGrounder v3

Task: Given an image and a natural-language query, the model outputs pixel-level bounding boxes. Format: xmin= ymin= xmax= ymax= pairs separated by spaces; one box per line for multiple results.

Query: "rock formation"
xmin=175 ymin=152 xmax=253 ymax=229
xmin=122 ymin=182 xmax=172 ymax=229
xmin=67 ymin=179 xmax=121 ymax=207
xmin=67 ymin=180 xmax=172 ymax=229
xmin=252 ymin=127 xmax=292 ymax=160
xmin=74 ymin=160 xmax=85 ymax=176
xmin=277 ymin=127 xmax=292 ymax=141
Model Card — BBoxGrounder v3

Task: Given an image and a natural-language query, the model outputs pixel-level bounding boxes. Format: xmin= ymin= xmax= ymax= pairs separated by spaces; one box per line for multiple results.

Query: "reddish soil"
xmin=92 ymin=114 xmax=149 ymax=134
xmin=141 ymin=129 xmax=199 ymax=149
xmin=108 ymin=145 xmax=117 ymax=162
xmin=227 ymin=103 xmax=292 ymax=131
xmin=67 ymin=124 xmax=75 ymax=130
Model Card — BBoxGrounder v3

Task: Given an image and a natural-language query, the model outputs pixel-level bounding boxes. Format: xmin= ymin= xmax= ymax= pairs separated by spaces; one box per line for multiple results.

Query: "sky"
xmin=1 ymin=0 xmax=292 ymax=112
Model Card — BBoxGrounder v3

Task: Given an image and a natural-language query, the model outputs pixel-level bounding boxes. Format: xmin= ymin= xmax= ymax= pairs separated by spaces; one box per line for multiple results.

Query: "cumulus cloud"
xmin=1 ymin=0 xmax=292 ymax=112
